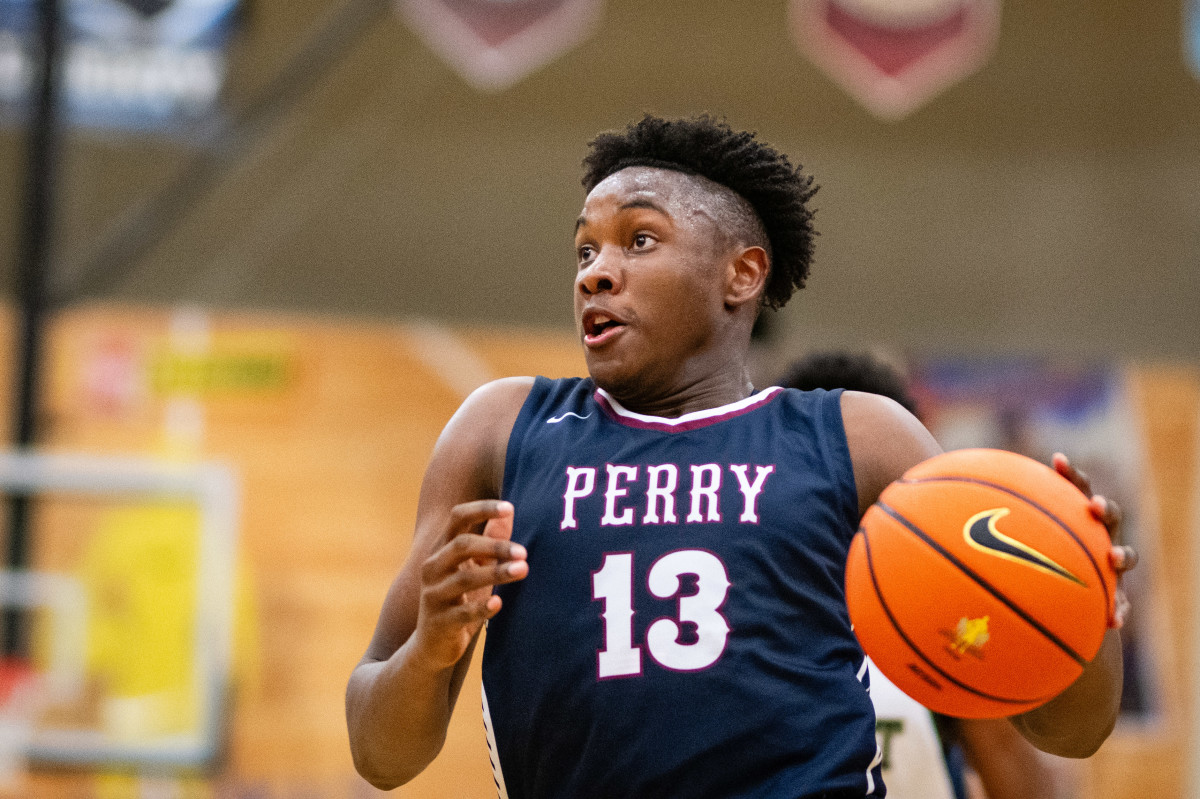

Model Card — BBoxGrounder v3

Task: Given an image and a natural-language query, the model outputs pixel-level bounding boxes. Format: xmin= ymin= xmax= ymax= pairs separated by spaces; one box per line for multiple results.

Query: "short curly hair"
xmin=581 ymin=114 xmax=818 ymax=310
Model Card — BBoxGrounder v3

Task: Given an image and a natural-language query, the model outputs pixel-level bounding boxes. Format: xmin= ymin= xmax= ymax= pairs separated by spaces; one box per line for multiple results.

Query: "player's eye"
xmin=577 ymin=244 xmax=596 ymax=264
xmin=631 ymin=233 xmax=653 ymax=249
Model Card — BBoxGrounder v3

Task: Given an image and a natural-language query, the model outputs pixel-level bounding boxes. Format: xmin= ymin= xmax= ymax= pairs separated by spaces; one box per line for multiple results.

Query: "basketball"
xmin=845 ymin=448 xmax=1118 ymax=719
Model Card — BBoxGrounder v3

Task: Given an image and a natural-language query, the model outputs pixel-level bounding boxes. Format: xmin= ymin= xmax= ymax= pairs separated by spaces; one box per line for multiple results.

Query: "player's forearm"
xmin=1010 ymin=628 xmax=1122 ymax=758
xmin=959 ymin=717 xmax=1064 ymax=799
xmin=345 ymin=643 xmax=457 ymax=789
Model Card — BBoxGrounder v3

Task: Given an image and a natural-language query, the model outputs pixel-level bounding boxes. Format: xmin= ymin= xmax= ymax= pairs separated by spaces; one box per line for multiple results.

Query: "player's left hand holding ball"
xmin=846 ymin=446 xmax=1136 ymax=731
xmin=1051 ymin=452 xmax=1138 ymax=628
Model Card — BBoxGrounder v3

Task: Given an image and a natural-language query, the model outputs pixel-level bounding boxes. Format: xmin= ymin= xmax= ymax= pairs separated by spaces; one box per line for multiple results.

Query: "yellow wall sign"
xmin=148 ymin=350 xmax=294 ymax=397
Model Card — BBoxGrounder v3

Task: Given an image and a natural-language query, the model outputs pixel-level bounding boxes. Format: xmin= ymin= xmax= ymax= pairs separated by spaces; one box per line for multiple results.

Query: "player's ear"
xmin=724 ymin=245 xmax=769 ymax=310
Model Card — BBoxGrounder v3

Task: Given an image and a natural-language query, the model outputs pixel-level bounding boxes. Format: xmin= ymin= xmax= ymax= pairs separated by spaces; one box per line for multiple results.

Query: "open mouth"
xmin=582 ymin=311 xmax=627 ymax=344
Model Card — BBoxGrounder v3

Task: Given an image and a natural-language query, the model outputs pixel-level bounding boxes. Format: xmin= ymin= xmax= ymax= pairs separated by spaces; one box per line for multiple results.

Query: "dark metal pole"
xmin=7 ymin=0 xmax=64 ymax=658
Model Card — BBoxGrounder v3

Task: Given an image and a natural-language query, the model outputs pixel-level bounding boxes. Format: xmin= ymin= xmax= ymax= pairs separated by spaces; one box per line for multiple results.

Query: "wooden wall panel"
xmin=1078 ymin=366 xmax=1200 ymax=799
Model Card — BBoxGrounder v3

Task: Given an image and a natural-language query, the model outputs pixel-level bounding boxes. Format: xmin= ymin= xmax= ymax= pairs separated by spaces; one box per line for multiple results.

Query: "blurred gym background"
xmin=0 ymin=0 xmax=1197 ymax=796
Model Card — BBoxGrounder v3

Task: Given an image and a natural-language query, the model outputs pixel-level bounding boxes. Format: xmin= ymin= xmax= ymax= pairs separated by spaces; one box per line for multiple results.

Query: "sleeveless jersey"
xmin=482 ymin=377 xmax=884 ymax=799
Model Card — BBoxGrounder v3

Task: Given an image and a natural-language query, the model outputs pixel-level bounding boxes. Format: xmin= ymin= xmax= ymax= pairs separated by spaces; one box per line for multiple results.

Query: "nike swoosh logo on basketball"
xmin=963 ymin=508 xmax=1086 ymax=586
xmin=546 ymin=412 xmax=592 ymax=424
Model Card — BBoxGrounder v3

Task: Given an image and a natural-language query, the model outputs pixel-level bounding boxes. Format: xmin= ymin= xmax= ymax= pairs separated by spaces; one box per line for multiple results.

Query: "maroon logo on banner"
xmin=397 ymin=0 xmax=604 ymax=91
xmin=790 ymin=0 xmax=1001 ymax=120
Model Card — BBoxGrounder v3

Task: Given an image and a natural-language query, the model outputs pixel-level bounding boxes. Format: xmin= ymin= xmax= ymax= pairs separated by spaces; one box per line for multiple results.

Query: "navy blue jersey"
xmin=482 ymin=377 xmax=883 ymax=799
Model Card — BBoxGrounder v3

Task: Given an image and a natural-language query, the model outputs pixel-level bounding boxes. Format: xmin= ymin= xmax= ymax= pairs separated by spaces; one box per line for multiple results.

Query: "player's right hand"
xmin=410 ymin=500 xmax=528 ymax=671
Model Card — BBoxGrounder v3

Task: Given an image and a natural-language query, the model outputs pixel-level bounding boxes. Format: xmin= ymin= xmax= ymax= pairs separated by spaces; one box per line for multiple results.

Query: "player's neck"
xmin=601 ymin=367 xmax=755 ymax=419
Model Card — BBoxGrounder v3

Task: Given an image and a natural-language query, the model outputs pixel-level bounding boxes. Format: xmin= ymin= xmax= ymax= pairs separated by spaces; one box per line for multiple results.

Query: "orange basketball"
xmin=845 ymin=448 xmax=1117 ymax=719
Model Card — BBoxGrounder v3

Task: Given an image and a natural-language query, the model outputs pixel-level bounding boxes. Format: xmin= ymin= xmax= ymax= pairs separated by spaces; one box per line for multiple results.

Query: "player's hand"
xmin=1053 ymin=453 xmax=1137 ymax=628
xmin=410 ymin=500 xmax=528 ymax=670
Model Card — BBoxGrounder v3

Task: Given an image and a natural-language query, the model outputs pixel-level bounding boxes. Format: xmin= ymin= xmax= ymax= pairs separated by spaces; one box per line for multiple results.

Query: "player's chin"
xmin=584 ymin=354 xmax=641 ymax=397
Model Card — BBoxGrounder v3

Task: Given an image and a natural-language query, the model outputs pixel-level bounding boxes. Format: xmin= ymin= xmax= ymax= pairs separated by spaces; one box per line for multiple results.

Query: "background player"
xmin=779 ymin=350 xmax=1077 ymax=799
xmin=345 ymin=115 xmax=1133 ymax=797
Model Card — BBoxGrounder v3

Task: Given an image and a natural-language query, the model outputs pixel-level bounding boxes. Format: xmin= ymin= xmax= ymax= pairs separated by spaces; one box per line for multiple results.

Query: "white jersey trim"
xmin=595 ymin=385 xmax=783 ymax=427
xmin=866 ymin=739 xmax=882 ymax=795
xmin=482 ymin=684 xmax=510 ymax=799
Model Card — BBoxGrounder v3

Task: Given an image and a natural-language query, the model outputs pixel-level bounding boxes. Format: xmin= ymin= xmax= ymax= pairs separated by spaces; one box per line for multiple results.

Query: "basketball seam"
xmin=896 ymin=475 xmax=1112 ymax=615
xmin=877 ymin=502 xmax=1088 ymax=666
xmin=860 ymin=526 xmax=1055 ymax=707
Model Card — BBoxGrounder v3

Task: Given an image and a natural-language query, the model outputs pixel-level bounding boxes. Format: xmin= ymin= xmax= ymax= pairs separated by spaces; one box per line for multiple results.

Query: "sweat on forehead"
xmin=588 ymin=166 xmax=770 ymax=252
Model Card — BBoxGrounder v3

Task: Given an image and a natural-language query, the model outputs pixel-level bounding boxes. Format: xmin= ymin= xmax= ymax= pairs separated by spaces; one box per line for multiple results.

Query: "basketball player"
xmin=779 ymin=351 xmax=1076 ymax=799
xmin=345 ymin=115 xmax=1135 ymax=797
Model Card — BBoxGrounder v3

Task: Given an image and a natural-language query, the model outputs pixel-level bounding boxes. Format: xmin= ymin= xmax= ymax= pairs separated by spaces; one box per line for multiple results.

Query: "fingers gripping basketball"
xmin=846 ymin=448 xmax=1118 ymax=719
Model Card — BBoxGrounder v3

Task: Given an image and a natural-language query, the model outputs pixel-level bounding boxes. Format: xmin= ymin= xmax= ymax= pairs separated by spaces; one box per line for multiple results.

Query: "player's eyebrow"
xmin=619 ymin=198 xmax=668 ymax=214
xmin=575 ymin=197 xmax=670 ymax=233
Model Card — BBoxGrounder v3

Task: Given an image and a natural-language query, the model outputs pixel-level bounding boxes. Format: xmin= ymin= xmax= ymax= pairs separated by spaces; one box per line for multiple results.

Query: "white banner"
xmin=0 ymin=0 xmax=240 ymax=132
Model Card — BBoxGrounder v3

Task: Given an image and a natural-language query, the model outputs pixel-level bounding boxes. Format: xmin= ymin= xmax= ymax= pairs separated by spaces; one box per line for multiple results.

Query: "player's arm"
xmin=845 ymin=391 xmax=1133 ymax=760
xmin=840 ymin=390 xmax=943 ymax=519
xmin=842 ymin=390 xmax=1085 ymax=792
xmin=345 ymin=377 xmax=533 ymax=790
xmin=956 ymin=717 xmax=1065 ymax=799
xmin=1008 ymin=454 xmax=1134 ymax=759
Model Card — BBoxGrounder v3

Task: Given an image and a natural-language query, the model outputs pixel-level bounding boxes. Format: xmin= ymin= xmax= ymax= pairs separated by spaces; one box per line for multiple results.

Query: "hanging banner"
xmin=0 ymin=0 xmax=240 ymax=133
xmin=1188 ymin=0 xmax=1200 ymax=79
xmin=790 ymin=0 xmax=1001 ymax=120
xmin=397 ymin=0 xmax=604 ymax=92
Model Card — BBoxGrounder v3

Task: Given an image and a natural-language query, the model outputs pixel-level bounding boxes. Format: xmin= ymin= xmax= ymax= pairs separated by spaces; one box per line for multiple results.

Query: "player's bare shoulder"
xmin=839 ymin=390 xmax=941 ymax=517
xmin=437 ymin=376 xmax=536 ymax=497
xmin=455 ymin=376 xmax=537 ymax=424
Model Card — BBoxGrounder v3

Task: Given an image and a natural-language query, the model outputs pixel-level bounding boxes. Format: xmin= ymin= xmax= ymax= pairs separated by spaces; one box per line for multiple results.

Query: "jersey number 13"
xmin=591 ymin=550 xmax=731 ymax=678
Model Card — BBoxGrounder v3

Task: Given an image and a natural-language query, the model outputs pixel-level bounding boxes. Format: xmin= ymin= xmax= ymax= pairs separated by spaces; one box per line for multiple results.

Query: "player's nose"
xmin=576 ymin=248 xmax=623 ymax=296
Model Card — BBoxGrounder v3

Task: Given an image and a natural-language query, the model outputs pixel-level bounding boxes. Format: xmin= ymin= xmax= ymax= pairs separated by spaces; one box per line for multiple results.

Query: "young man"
xmin=345 ymin=116 xmax=1133 ymax=798
xmin=780 ymin=351 xmax=1076 ymax=799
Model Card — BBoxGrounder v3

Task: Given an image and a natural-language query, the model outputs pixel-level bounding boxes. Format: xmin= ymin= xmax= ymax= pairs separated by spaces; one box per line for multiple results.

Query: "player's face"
xmin=573 ymin=167 xmax=736 ymax=400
